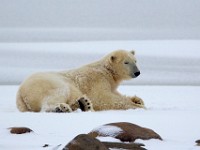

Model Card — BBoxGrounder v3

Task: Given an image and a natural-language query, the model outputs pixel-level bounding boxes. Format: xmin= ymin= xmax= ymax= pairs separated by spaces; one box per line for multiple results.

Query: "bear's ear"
xmin=110 ymin=55 xmax=117 ymax=63
xmin=130 ymin=50 xmax=135 ymax=55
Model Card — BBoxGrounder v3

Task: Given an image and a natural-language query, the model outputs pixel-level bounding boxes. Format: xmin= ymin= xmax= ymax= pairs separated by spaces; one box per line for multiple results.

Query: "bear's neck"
xmin=86 ymin=59 xmax=122 ymax=86
xmin=101 ymin=62 xmax=123 ymax=86
xmin=104 ymin=66 xmax=120 ymax=82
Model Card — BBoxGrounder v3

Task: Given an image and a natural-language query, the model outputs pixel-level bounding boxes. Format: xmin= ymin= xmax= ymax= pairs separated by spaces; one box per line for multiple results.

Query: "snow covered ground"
xmin=0 ymin=85 xmax=200 ymax=150
xmin=0 ymin=40 xmax=200 ymax=149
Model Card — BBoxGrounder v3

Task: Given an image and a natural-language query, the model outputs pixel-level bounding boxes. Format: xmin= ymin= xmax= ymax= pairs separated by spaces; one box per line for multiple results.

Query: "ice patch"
xmin=92 ymin=125 xmax=123 ymax=137
xmin=97 ymin=136 xmax=121 ymax=142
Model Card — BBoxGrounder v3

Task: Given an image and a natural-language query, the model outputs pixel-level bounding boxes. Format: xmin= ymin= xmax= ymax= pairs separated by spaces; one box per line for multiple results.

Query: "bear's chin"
xmin=123 ymin=75 xmax=133 ymax=80
xmin=130 ymin=74 xmax=139 ymax=78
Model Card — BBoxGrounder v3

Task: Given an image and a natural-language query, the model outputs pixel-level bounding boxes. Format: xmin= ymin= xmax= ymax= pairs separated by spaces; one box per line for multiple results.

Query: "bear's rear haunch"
xmin=16 ymin=50 xmax=145 ymax=112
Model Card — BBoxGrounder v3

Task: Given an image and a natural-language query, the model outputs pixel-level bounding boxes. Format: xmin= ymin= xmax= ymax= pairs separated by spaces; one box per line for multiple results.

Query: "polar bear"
xmin=16 ymin=50 xmax=145 ymax=112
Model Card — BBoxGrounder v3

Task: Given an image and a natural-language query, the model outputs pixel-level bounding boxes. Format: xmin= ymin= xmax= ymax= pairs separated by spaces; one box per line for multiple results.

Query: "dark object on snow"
xmin=196 ymin=139 xmax=200 ymax=146
xmin=102 ymin=142 xmax=146 ymax=150
xmin=62 ymin=134 xmax=108 ymax=150
xmin=62 ymin=134 xmax=145 ymax=150
xmin=42 ymin=144 xmax=49 ymax=147
xmin=88 ymin=122 xmax=162 ymax=142
xmin=9 ymin=127 xmax=33 ymax=134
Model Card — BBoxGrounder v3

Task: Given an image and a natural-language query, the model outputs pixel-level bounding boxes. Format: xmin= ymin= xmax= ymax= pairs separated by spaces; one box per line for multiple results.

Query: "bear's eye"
xmin=124 ymin=62 xmax=129 ymax=64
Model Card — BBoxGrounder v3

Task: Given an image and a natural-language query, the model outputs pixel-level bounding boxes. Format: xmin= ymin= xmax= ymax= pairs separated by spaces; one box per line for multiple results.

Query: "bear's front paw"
xmin=54 ymin=103 xmax=72 ymax=113
xmin=77 ymin=97 xmax=94 ymax=112
xmin=131 ymin=96 xmax=145 ymax=108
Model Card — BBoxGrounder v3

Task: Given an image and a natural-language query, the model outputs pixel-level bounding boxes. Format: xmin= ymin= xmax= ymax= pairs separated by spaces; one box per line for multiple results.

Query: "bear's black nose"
xmin=134 ymin=71 xmax=140 ymax=77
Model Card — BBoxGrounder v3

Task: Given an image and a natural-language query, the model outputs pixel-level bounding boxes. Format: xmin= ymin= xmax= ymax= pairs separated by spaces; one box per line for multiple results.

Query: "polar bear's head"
xmin=106 ymin=50 xmax=140 ymax=80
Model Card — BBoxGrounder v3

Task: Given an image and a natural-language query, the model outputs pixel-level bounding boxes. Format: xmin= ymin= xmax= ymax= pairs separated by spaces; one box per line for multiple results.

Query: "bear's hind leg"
xmin=78 ymin=97 xmax=94 ymax=111
xmin=70 ymin=96 xmax=94 ymax=112
xmin=53 ymin=103 xmax=72 ymax=113
xmin=42 ymin=101 xmax=73 ymax=113
xmin=41 ymin=93 xmax=73 ymax=112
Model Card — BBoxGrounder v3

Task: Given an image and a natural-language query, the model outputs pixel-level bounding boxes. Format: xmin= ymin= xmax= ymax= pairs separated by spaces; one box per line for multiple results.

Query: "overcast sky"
xmin=0 ymin=0 xmax=200 ymax=41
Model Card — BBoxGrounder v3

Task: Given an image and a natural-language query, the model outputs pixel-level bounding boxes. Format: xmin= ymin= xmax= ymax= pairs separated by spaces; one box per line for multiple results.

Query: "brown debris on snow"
xmin=62 ymin=134 xmax=146 ymax=150
xmin=62 ymin=134 xmax=108 ymax=150
xmin=196 ymin=139 xmax=200 ymax=146
xmin=102 ymin=142 xmax=146 ymax=150
xmin=9 ymin=127 xmax=33 ymax=134
xmin=88 ymin=122 xmax=162 ymax=142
